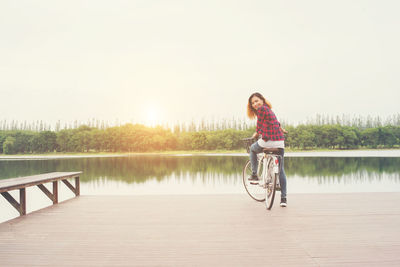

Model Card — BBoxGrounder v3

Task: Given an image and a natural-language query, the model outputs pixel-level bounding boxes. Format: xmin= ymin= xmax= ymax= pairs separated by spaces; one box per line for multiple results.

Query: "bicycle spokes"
xmin=242 ymin=160 xmax=266 ymax=202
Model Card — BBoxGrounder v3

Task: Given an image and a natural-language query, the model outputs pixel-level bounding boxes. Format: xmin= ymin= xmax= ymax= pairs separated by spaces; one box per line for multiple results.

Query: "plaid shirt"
xmin=256 ymin=105 xmax=285 ymax=141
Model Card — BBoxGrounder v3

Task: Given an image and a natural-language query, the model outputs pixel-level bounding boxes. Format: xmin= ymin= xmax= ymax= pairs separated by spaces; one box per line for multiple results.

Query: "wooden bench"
xmin=0 ymin=172 xmax=82 ymax=216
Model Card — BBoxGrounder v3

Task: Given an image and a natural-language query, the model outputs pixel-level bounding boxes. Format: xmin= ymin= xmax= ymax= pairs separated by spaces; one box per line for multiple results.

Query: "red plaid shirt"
xmin=256 ymin=105 xmax=285 ymax=141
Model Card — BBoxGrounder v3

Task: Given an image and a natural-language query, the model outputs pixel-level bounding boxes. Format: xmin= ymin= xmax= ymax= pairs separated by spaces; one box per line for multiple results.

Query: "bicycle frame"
xmin=258 ymin=153 xmax=281 ymax=181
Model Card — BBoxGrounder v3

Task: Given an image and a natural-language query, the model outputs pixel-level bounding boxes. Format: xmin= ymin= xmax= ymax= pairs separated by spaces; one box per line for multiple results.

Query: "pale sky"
xmin=1 ymin=0 xmax=399 ymax=127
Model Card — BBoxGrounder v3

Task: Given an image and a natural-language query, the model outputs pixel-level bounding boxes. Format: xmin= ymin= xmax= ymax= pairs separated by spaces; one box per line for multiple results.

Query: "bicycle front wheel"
xmin=265 ymin=159 xmax=278 ymax=210
xmin=242 ymin=159 xmax=266 ymax=202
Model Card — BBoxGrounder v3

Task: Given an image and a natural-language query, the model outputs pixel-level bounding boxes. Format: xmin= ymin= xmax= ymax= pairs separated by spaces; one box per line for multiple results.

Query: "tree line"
xmin=2 ymin=113 xmax=400 ymax=132
xmin=0 ymin=118 xmax=255 ymax=132
xmin=0 ymin=122 xmax=399 ymax=154
xmin=285 ymin=124 xmax=400 ymax=149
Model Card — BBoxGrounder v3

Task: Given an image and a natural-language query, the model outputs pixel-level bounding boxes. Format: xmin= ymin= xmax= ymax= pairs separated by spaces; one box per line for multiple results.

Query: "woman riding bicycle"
xmin=247 ymin=92 xmax=287 ymax=207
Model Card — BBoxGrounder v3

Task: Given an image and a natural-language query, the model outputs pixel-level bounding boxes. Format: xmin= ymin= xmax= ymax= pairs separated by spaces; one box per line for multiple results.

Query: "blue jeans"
xmin=250 ymin=142 xmax=287 ymax=199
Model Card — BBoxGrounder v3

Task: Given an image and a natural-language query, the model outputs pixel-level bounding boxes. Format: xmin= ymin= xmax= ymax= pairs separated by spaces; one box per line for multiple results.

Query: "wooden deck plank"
xmin=1 ymin=193 xmax=400 ymax=266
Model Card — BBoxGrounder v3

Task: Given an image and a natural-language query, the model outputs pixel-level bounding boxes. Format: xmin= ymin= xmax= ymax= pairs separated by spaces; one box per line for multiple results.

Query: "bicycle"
xmin=241 ymin=138 xmax=282 ymax=210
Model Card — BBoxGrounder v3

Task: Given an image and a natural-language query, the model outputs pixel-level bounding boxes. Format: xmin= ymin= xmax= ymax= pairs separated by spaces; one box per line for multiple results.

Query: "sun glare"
xmin=145 ymin=108 xmax=159 ymax=126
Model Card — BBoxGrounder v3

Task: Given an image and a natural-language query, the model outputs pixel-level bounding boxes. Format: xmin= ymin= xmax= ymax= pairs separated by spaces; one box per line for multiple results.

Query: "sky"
xmin=1 ymin=0 xmax=399 ymax=127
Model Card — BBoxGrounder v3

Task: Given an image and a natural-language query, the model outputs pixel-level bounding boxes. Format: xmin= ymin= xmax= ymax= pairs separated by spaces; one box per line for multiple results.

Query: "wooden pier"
xmin=1 ymin=193 xmax=400 ymax=266
xmin=0 ymin=172 xmax=81 ymax=216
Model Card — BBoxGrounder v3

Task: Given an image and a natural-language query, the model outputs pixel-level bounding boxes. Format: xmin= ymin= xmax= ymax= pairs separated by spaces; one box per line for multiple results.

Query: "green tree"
xmin=90 ymin=129 xmax=106 ymax=152
xmin=12 ymin=131 xmax=34 ymax=153
xmin=342 ymin=127 xmax=359 ymax=149
xmin=3 ymin=136 xmax=16 ymax=154
xmin=379 ymin=126 xmax=397 ymax=148
xmin=0 ymin=132 xmax=6 ymax=153
xmin=75 ymin=126 xmax=92 ymax=152
xmin=361 ymin=128 xmax=380 ymax=148
xmin=57 ymin=130 xmax=71 ymax=152
xmin=191 ymin=132 xmax=207 ymax=150
xmin=31 ymin=131 xmax=57 ymax=153
xmin=296 ymin=126 xmax=315 ymax=149
xmin=41 ymin=131 xmax=57 ymax=152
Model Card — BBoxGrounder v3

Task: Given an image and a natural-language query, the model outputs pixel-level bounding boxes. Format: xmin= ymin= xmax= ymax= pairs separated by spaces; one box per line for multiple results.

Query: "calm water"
xmin=1 ymin=155 xmax=400 ymax=222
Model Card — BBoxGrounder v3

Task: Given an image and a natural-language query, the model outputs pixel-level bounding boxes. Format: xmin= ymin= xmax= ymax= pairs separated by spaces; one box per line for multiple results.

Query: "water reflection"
xmin=0 ymin=156 xmax=244 ymax=183
xmin=285 ymin=157 xmax=400 ymax=178
xmin=1 ymin=156 xmax=400 ymax=185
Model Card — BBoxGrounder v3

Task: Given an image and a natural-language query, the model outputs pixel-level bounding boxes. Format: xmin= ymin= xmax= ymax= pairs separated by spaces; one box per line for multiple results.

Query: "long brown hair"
xmin=247 ymin=92 xmax=272 ymax=119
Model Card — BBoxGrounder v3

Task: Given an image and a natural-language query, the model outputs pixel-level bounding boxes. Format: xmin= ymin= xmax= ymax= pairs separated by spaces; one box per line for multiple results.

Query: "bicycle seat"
xmin=262 ymin=148 xmax=280 ymax=154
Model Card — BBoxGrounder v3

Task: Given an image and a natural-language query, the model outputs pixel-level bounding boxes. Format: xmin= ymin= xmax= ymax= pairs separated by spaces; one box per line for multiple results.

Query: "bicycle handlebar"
xmin=241 ymin=137 xmax=256 ymax=153
xmin=241 ymin=137 xmax=256 ymax=141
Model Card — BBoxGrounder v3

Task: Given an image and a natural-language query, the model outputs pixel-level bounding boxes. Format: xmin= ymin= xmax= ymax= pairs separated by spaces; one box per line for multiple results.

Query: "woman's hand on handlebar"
xmin=251 ymin=132 xmax=259 ymax=139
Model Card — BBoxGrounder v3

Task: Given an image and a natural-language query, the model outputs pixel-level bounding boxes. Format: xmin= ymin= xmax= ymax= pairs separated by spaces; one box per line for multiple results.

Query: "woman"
xmin=247 ymin=92 xmax=287 ymax=207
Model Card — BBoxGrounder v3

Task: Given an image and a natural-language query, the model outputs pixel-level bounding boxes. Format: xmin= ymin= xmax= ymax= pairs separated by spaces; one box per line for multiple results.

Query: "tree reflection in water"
xmin=1 ymin=156 xmax=399 ymax=185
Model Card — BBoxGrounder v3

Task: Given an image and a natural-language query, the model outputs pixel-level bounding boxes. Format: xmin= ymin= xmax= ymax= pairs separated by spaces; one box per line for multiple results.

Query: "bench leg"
xmin=20 ymin=188 xmax=26 ymax=215
xmin=53 ymin=181 xmax=58 ymax=203
xmin=1 ymin=189 xmax=26 ymax=216
xmin=62 ymin=176 xmax=80 ymax=196
xmin=75 ymin=176 xmax=80 ymax=196
xmin=37 ymin=182 xmax=58 ymax=204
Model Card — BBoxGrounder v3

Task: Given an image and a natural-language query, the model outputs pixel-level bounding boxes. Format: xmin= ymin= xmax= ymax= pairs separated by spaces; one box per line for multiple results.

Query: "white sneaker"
xmin=280 ymin=198 xmax=287 ymax=207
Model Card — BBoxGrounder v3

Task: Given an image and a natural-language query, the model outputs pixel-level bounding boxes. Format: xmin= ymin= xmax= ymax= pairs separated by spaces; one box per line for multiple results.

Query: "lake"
xmin=1 ymin=152 xmax=400 ymax=222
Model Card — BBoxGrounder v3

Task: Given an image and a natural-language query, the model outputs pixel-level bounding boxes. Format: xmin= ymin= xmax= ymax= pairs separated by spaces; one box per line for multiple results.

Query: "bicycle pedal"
xmin=249 ymin=182 xmax=259 ymax=185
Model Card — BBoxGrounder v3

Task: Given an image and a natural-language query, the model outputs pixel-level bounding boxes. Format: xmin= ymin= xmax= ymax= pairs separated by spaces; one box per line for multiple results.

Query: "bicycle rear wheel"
xmin=242 ymin=159 xmax=266 ymax=202
xmin=265 ymin=159 xmax=278 ymax=210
